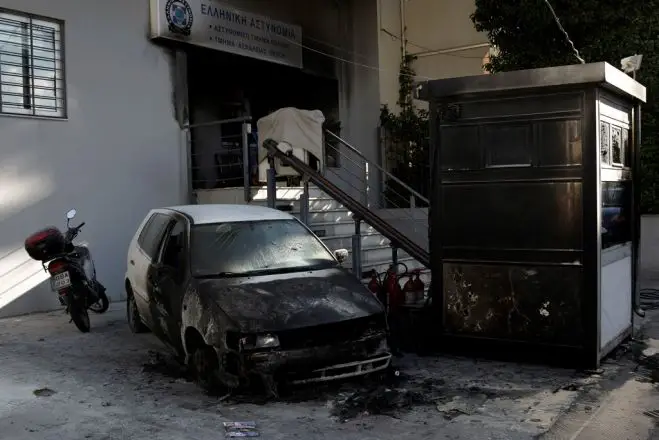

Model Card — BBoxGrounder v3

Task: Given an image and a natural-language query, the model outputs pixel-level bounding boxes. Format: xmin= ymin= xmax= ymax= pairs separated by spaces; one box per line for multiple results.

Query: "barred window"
xmin=0 ymin=10 xmax=65 ymax=118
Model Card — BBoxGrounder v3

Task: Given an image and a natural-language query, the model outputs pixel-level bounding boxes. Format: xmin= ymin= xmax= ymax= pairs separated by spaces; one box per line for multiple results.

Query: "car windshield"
xmin=191 ymin=219 xmax=337 ymax=277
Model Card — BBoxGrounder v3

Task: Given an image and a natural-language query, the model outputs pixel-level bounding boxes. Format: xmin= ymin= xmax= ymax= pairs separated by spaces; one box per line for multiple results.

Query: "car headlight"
xmin=239 ymin=334 xmax=280 ymax=350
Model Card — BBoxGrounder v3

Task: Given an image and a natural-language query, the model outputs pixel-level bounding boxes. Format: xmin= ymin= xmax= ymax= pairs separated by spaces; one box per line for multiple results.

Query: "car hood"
xmin=196 ymin=268 xmax=384 ymax=333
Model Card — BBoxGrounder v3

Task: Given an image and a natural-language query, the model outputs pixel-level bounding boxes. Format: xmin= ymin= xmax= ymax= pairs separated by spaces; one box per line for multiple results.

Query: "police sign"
xmin=150 ymin=0 xmax=303 ymax=69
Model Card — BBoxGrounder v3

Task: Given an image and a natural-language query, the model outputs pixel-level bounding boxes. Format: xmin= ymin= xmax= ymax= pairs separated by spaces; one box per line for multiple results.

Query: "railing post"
xmin=300 ymin=177 xmax=310 ymax=225
xmin=242 ymin=122 xmax=251 ymax=203
xmin=363 ymin=161 xmax=370 ymax=208
xmin=267 ymin=156 xmax=276 ymax=209
xmin=352 ymin=216 xmax=363 ymax=277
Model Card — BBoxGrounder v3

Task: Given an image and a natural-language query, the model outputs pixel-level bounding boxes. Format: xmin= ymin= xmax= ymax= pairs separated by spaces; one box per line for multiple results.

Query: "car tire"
xmin=190 ymin=344 xmax=222 ymax=393
xmin=126 ymin=288 xmax=148 ymax=334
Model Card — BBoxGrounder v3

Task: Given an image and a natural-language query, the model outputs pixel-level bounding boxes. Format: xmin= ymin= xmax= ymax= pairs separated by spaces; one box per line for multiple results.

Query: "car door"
xmin=132 ymin=212 xmax=171 ymax=329
xmin=148 ymin=217 xmax=188 ymax=357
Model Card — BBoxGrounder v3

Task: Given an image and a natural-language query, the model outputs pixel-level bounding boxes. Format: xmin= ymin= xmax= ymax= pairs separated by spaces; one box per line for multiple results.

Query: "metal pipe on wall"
xmin=632 ymin=103 xmax=645 ymax=318
xmin=400 ymin=0 xmax=406 ymax=58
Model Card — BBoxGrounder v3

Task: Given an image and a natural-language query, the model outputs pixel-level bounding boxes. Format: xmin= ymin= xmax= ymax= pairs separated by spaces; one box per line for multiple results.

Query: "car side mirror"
xmin=334 ymin=248 xmax=348 ymax=264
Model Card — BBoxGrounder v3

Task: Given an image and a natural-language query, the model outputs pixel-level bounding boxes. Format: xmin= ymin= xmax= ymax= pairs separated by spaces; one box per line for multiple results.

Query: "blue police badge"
xmin=165 ymin=0 xmax=193 ymax=37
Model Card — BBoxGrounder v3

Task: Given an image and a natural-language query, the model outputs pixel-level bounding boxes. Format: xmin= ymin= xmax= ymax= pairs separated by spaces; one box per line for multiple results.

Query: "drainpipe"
xmin=400 ymin=0 xmax=406 ymax=58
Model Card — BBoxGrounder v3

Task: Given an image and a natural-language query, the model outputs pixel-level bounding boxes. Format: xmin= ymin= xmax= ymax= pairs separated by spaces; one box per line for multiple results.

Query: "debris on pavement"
xmin=435 ymin=394 xmax=488 ymax=420
xmin=33 ymin=387 xmax=56 ymax=397
xmin=552 ymin=383 xmax=581 ymax=393
xmin=223 ymin=421 xmax=260 ymax=437
xmin=329 ymin=385 xmax=425 ymax=421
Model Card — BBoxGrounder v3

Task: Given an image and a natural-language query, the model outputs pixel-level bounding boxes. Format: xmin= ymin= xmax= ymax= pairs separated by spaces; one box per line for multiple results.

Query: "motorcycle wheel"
xmin=70 ymin=300 xmax=91 ymax=333
xmin=89 ymin=289 xmax=109 ymax=314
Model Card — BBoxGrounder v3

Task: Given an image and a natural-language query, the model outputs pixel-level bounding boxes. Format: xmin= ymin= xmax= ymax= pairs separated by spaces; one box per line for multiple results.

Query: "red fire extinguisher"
xmin=402 ymin=274 xmax=416 ymax=305
xmin=367 ymin=269 xmax=380 ymax=295
xmin=384 ymin=266 xmax=403 ymax=312
xmin=412 ymin=269 xmax=425 ymax=303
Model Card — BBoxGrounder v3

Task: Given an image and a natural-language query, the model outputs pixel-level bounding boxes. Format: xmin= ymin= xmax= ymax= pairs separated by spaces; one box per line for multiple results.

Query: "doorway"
xmin=186 ymin=47 xmax=339 ymax=190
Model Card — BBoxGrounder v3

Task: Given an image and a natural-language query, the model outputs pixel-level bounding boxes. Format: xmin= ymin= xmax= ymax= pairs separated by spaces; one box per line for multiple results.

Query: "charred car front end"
xmin=227 ymin=313 xmax=391 ymax=385
xmin=184 ymin=268 xmax=392 ymax=390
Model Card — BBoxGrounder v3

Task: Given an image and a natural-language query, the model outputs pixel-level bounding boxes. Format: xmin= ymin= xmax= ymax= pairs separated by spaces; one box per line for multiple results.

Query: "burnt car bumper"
xmin=243 ymin=333 xmax=391 ymax=384
xmin=248 ymin=339 xmax=391 ymax=384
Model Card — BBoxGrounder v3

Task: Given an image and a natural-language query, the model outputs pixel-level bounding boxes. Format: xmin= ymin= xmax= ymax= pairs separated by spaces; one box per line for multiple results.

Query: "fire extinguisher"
xmin=402 ymin=274 xmax=416 ymax=305
xmin=412 ymin=269 xmax=425 ymax=303
xmin=367 ymin=269 xmax=380 ymax=295
xmin=384 ymin=265 xmax=404 ymax=313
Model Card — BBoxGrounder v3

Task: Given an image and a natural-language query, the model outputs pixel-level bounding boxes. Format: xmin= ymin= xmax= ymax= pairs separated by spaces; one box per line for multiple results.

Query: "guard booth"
xmin=417 ymin=62 xmax=646 ymax=369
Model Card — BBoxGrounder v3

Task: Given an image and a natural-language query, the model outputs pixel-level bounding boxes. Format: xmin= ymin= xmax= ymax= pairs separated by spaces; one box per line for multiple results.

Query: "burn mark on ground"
xmin=141 ymin=350 xmax=191 ymax=381
xmin=139 ymin=348 xmax=565 ymax=422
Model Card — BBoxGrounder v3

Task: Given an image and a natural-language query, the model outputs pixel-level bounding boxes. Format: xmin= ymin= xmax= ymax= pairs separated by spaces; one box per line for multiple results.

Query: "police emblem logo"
xmin=165 ymin=0 xmax=193 ymax=37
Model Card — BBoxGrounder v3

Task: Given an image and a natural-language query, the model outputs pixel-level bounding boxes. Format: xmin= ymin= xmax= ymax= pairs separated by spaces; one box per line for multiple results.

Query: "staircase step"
xmin=308 ymin=221 xmax=377 ymax=237
xmin=321 ymin=233 xmax=389 ymax=250
xmin=251 ymin=197 xmax=345 ymax=211
xmin=250 ymin=186 xmax=329 ymax=200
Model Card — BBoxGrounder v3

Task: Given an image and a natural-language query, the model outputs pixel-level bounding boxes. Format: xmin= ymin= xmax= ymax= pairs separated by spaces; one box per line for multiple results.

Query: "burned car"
xmin=124 ymin=204 xmax=391 ymax=393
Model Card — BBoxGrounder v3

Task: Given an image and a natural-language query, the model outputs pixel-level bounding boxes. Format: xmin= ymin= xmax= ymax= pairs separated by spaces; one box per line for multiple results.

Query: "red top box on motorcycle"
xmin=25 ymin=227 xmax=66 ymax=261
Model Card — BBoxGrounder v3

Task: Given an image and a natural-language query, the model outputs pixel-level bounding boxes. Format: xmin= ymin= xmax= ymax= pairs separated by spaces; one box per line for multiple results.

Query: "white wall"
xmin=0 ymin=0 xmax=185 ymax=317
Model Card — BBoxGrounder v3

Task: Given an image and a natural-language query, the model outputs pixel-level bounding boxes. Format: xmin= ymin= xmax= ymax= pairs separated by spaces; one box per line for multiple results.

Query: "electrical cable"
xmin=281 ymin=35 xmax=433 ymax=80
xmin=541 ymin=0 xmax=585 ymax=64
xmin=379 ymin=28 xmax=486 ymax=59
xmin=640 ymin=289 xmax=659 ymax=311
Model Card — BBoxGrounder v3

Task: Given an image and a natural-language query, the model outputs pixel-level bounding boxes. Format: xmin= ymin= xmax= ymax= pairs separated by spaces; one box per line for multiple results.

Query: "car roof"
xmin=161 ymin=204 xmax=295 ymax=225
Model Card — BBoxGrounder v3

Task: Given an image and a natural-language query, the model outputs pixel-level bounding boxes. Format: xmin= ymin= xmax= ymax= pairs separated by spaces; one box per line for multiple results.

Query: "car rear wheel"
xmin=126 ymin=288 xmax=148 ymax=334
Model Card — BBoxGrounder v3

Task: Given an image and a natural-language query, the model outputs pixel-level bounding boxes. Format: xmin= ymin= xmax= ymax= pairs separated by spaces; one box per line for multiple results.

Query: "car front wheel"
xmin=191 ymin=344 xmax=222 ymax=393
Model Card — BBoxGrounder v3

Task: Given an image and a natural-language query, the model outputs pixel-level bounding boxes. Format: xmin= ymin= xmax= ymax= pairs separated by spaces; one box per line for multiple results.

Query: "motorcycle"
xmin=24 ymin=209 xmax=109 ymax=332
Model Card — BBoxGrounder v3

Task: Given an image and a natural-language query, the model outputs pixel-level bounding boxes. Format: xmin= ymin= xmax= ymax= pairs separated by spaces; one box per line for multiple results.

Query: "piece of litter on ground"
xmin=33 ymin=388 xmax=56 ymax=397
xmin=224 ymin=421 xmax=259 ymax=438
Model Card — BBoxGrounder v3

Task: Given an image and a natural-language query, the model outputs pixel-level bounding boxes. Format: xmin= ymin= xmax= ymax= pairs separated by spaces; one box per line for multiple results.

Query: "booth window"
xmin=0 ymin=9 xmax=65 ymax=118
xmin=601 ymin=181 xmax=631 ymax=249
xmin=600 ymin=121 xmax=610 ymax=165
xmin=611 ymin=125 xmax=622 ymax=166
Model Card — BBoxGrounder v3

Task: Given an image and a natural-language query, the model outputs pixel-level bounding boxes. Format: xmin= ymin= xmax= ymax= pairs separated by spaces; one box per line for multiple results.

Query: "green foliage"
xmin=379 ymin=55 xmax=430 ymax=206
xmin=471 ymin=0 xmax=659 ymax=212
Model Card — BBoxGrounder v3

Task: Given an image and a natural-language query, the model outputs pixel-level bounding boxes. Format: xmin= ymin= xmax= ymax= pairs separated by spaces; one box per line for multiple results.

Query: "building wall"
xmin=377 ymin=0 xmax=489 ymax=109
xmin=0 ymin=0 xmax=185 ymax=317
xmin=0 ymin=0 xmax=384 ymax=317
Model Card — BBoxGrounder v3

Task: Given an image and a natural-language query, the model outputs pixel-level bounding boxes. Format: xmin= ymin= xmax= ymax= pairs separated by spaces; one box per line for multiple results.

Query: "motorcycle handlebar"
xmin=76 ymin=222 xmax=86 ymax=230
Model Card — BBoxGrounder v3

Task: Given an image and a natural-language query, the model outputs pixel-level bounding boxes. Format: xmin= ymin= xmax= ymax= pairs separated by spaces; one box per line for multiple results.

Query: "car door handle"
xmin=130 ymin=259 xmax=135 ymax=266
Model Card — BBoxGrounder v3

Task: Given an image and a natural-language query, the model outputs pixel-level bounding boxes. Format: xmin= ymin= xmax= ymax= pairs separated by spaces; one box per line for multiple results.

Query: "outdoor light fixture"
xmin=621 ymin=54 xmax=643 ymax=78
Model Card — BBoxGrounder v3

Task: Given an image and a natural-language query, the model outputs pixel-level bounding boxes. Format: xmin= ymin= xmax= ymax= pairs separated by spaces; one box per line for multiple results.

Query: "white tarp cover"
xmin=257 ymin=107 xmax=325 ymax=181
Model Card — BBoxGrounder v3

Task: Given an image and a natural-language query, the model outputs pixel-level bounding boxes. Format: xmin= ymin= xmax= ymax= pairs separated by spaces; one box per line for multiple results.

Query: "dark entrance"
xmin=186 ymin=47 xmax=339 ymax=190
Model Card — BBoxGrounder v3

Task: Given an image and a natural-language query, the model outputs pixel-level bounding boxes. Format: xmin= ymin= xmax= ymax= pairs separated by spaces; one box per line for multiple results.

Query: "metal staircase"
xmin=189 ymin=117 xmax=430 ymax=283
xmin=262 ymin=135 xmax=430 ymax=274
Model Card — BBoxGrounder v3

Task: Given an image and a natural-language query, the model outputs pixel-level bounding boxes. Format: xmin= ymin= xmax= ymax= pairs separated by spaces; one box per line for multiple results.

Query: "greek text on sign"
xmin=150 ymin=0 xmax=303 ymax=69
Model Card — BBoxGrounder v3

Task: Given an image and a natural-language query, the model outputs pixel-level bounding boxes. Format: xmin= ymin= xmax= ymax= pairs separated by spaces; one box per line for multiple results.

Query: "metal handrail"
xmin=264 ymin=139 xmax=430 ymax=268
xmin=325 ymin=130 xmax=430 ymax=205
